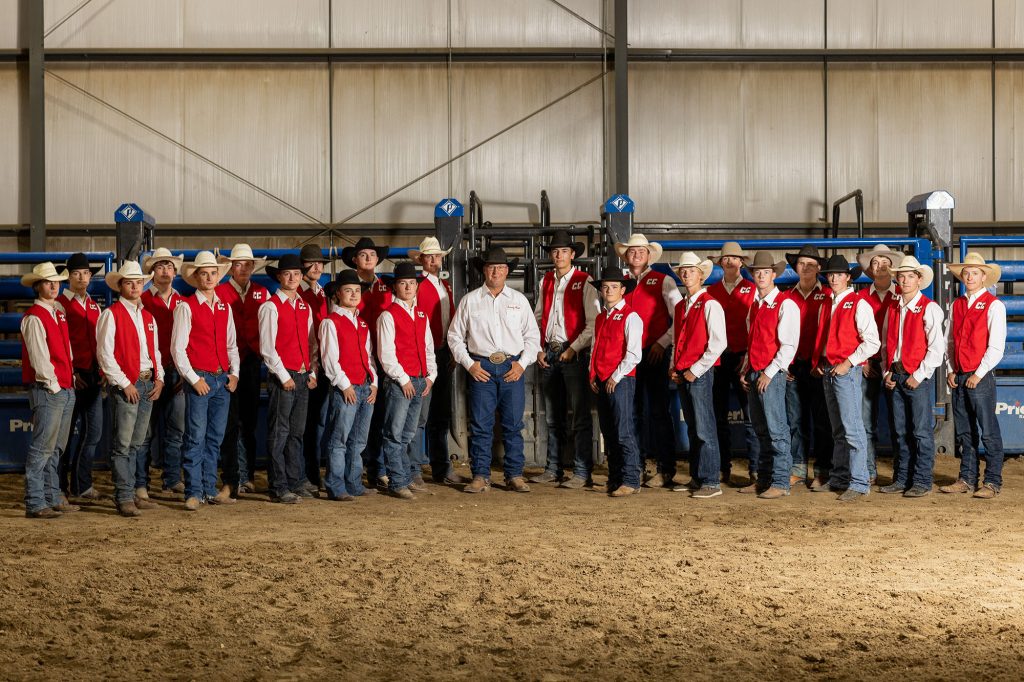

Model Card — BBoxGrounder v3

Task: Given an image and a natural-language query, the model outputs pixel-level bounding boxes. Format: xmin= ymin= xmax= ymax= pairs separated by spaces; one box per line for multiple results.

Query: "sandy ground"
xmin=0 ymin=455 xmax=1023 ymax=681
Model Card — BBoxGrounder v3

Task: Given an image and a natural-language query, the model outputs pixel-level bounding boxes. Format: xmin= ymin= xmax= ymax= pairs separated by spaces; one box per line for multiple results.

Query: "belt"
xmin=545 ymin=341 xmax=565 ymax=354
xmin=471 ymin=352 xmax=521 ymax=365
xmin=138 ymin=370 xmax=153 ymax=381
xmin=889 ymin=362 xmax=907 ymax=374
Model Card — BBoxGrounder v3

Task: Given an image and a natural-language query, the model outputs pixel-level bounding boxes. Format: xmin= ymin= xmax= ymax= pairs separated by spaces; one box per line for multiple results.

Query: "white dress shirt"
xmin=448 ymin=285 xmax=541 ymax=370
xmin=946 ymin=289 xmax=1007 ymax=379
xmin=171 ymin=291 xmax=241 ymax=386
xmin=746 ymin=286 xmax=800 ymax=379
xmin=421 ymin=272 xmax=452 ymax=333
xmin=21 ymin=298 xmax=71 ymax=394
xmin=600 ymin=299 xmax=643 ymax=383
xmin=533 ymin=266 xmax=601 ymax=352
xmin=300 ymin=278 xmax=323 ymax=296
xmin=881 ymin=291 xmax=945 ymax=383
xmin=319 ymin=305 xmax=377 ymax=391
xmin=377 ymin=299 xmax=437 ymax=385
xmin=680 ymin=288 xmax=728 ymax=378
xmin=96 ymin=298 xmax=163 ymax=389
xmin=59 ymin=288 xmax=93 ymax=312
xmin=822 ymin=288 xmax=880 ymax=367
xmin=228 ymin=277 xmax=250 ymax=297
xmin=258 ymin=290 xmax=319 ymax=384
xmin=633 ymin=266 xmax=684 ymax=349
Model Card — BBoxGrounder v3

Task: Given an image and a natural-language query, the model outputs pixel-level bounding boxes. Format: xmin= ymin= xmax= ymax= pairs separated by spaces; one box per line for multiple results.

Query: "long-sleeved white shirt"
xmin=96 ymin=298 xmax=163 ymax=389
xmin=376 ymin=299 xmax=437 ymax=385
xmin=746 ymin=286 xmax=800 ymax=379
xmin=821 ymin=288 xmax=880 ymax=367
xmin=632 ymin=266 xmax=684 ymax=348
xmin=258 ymin=290 xmax=319 ymax=384
xmin=420 ymin=272 xmax=452 ymax=333
xmin=448 ymin=285 xmax=541 ymax=370
xmin=598 ymin=299 xmax=643 ymax=383
xmin=21 ymin=298 xmax=72 ymax=394
xmin=170 ymin=291 xmax=241 ymax=386
xmin=533 ymin=266 xmax=601 ymax=353
xmin=679 ymin=288 xmax=728 ymax=378
xmin=319 ymin=305 xmax=377 ymax=391
xmin=881 ymin=291 xmax=945 ymax=383
xmin=946 ymin=289 xmax=1007 ymax=379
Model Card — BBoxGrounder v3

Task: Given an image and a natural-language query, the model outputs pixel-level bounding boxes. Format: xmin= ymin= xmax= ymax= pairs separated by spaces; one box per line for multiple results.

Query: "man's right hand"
xmin=342 ymin=386 xmax=357 ymax=404
xmin=401 ymin=381 xmax=416 ymax=399
xmin=282 ymin=378 xmax=296 ymax=392
xmin=468 ymin=362 xmax=490 ymax=382
xmin=123 ymin=384 xmax=141 ymax=404
xmin=73 ymin=372 xmax=87 ymax=391
xmin=536 ymin=351 xmax=549 ymax=369
xmin=756 ymin=372 xmax=772 ymax=394
xmin=193 ymin=378 xmax=211 ymax=396
xmin=947 ymin=373 xmax=958 ymax=389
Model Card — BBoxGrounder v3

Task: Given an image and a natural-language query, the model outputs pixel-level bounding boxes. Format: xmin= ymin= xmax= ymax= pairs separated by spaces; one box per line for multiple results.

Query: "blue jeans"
xmin=24 ymin=386 xmax=76 ymax=513
xmin=822 ymin=368 xmax=870 ymax=494
xmin=679 ymin=370 xmax=722 ymax=489
xmin=61 ymin=369 xmax=102 ymax=495
xmin=110 ymin=378 xmax=156 ymax=505
xmin=540 ymin=348 xmax=593 ymax=479
xmin=786 ymin=360 xmax=832 ymax=479
xmin=266 ymin=371 xmax=311 ymax=497
xmin=596 ymin=376 xmax=642 ymax=490
xmin=140 ymin=365 xmax=186 ymax=490
xmin=951 ymin=371 xmax=1004 ymax=488
xmin=634 ymin=346 xmax=677 ymax=476
xmin=713 ymin=350 xmax=760 ymax=478
xmin=182 ymin=371 xmax=230 ymax=500
xmin=889 ymin=372 xmax=935 ymax=489
xmin=746 ymin=371 xmax=792 ymax=490
xmin=466 ymin=356 xmax=526 ymax=480
xmin=324 ymin=382 xmax=373 ymax=498
xmin=861 ymin=359 xmax=892 ymax=481
xmin=382 ymin=376 xmax=425 ymax=492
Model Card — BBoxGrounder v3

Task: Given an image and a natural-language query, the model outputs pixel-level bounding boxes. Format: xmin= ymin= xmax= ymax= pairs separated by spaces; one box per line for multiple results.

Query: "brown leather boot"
xmin=939 ymin=479 xmax=972 ymax=494
xmin=505 ymin=477 xmax=531 ymax=493
xmin=210 ymin=486 xmax=236 ymax=505
xmin=117 ymin=501 xmax=142 ymax=517
xmin=464 ymin=476 xmax=490 ymax=494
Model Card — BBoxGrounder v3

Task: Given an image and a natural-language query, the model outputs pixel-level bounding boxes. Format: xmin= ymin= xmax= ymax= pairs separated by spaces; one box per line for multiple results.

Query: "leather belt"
xmin=546 ymin=341 xmax=565 ymax=354
xmin=471 ymin=352 xmax=519 ymax=364
xmin=138 ymin=370 xmax=153 ymax=381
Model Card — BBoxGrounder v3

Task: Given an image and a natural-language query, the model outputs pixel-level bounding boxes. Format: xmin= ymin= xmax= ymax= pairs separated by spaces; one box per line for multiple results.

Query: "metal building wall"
xmin=0 ymin=64 xmax=18 ymax=226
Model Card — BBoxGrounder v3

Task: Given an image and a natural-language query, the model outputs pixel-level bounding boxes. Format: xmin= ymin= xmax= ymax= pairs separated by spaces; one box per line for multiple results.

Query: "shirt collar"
xmin=195 ymin=291 xmax=220 ymax=307
xmin=62 ymin=288 xmax=90 ymax=304
xmin=554 ymin=266 xmax=577 ymax=283
xmin=275 ymin=289 xmax=299 ymax=304
xmin=754 ymin=287 xmax=780 ymax=304
xmin=230 ymin=278 xmax=249 ymax=296
xmin=151 ymin=286 xmax=178 ymax=302
xmin=832 ymin=287 xmax=854 ymax=304
xmin=686 ymin=287 xmax=707 ymax=306
xmin=34 ymin=298 xmax=58 ymax=312
xmin=605 ymin=299 xmax=627 ymax=313
xmin=965 ymin=288 xmax=988 ymax=305
xmin=118 ymin=298 xmax=143 ymax=313
xmin=300 ymin=279 xmax=322 ymax=294
xmin=793 ymin=280 xmax=822 ymax=299
xmin=869 ymin=281 xmax=896 ymax=298
xmin=899 ymin=291 xmax=923 ymax=310
xmin=395 ymin=298 xmax=416 ymax=312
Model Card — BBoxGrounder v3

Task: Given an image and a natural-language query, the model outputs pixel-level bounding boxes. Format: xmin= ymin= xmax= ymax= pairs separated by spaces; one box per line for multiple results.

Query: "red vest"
xmin=58 ymin=293 xmax=100 ymax=370
xmin=110 ymin=301 xmax=159 ymax=383
xmin=382 ymin=303 xmax=429 ymax=378
xmin=416 ymin=275 xmax=455 ymax=347
xmin=265 ymin=294 xmax=312 ymax=372
xmin=21 ymin=304 xmax=74 ymax=389
xmin=786 ymin=284 xmax=832 ymax=361
xmin=299 ymin=281 xmax=328 ymax=329
xmin=356 ymin=276 xmax=392 ymax=347
xmin=951 ymin=291 xmax=997 ymax=373
xmin=708 ymin=279 xmax=756 ymax=352
xmin=884 ymin=295 xmax=934 ymax=375
xmin=141 ymin=288 xmax=183 ymax=366
xmin=184 ymin=294 xmax=232 ymax=373
xmin=858 ymin=286 xmax=898 ymax=360
xmin=624 ymin=271 xmax=672 ymax=349
xmin=329 ymin=311 xmax=372 ymax=386
xmin=215 ymin=280 xmax=269 ymax=360
xmin=673 ymin=292 xmax=722 ymax=371
xmin=814 ymin=292 xmax=866 ymax=368
xmin=540 ymin=269 xmax=590 ymax=345
xmin=747 ymin=293 xmax=786 ymax=372
xmin=590 ymin=304 xmax=637 ymax=382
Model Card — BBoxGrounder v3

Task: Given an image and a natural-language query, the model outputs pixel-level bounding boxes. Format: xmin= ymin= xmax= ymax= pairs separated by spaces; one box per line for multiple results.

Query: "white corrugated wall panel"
xmin=0 ymin=0 xmax=17 ymax=49
xmin=827 ymin=0 xmax=992 ymax=49
xmin=0 ymin=64 xmax=18 ymax=225
xmin=44 ymin=0 xmax=184 ymax=48
xmin=827 ymin=64 xmax=992 ymax=222
xmin=630 ymin=63 xmax=825 ymax=223
xmin=630 ymin=0 xmax=823 ymax=49
xmin=995 ymin=0 xmax=1024 ymax=46
xmin=995 ymin=64 xmax=1024 ymax=220
xmin=331 ymin=0 xmax=448 ymax=48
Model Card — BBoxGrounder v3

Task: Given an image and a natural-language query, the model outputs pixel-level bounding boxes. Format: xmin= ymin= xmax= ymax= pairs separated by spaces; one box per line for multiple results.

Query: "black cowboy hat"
xmin=61 ymin=252 xmax=101 ymax=276
xmin=819 ymin=254 xmax=863 ymax=280
xmin=388 ymin=262 xmax=422 ymax=287
xmin=471 ymin=247 xmax=519 ymax=273
xmin=298 ymin=243 xmax=330 ymax=264
xmin=325 ymin=269 xmax=372 ymax=299
xmin=589 ymin=266 xmax=637 ymax=295
xmin=340 ymin=238 xmax=389 ymax=269
xmin=543 ymin=229 xmax=585 ymax=259
xmin=265 ymin=253 xmax=311 ymax=280
xmin=785 ymin=244 xmax=826 ymax=270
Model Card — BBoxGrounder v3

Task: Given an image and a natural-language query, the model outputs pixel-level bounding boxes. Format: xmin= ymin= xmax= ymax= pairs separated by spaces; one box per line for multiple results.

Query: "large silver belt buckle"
xmin=547 ymin=342 xmax=564 ymax=354
xmin=488 ymin=352 xmax=508 ymax=364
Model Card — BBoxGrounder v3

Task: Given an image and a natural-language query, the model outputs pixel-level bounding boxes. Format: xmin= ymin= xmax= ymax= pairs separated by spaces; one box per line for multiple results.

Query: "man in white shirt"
xmin=448 ymin=247 xmax=542 ymax=494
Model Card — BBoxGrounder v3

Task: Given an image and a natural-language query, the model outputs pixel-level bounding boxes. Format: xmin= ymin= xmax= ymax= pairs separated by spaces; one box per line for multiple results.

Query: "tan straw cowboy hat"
xmin=20 ymin=262 xmax=68 ymax=287
xmin=217 ymin=243 xmax=267 ymax=272
xmin=142 ymin=247 xmax=184 ymax=274
xmin=614 ymin=233 xmax=663 ymax=262
xmin=674 ymin=252 xmax=714 ymax=280
xmin=948 ymin=252 xmax=1001 ymax=289
xmin=890 ymin=255 xmax=934 ymax=289
xmin=715 ymin=241 xmax=750 ymax=265
xmin=182 ymin=251 xmax=231 ymax=288
xmin=409 ymin=236 xmax=452 ymax=259
xmin=105 ymin=261 xmax=153 ymax=290
xmin=857 ymin=244 xmax=904 ymax=272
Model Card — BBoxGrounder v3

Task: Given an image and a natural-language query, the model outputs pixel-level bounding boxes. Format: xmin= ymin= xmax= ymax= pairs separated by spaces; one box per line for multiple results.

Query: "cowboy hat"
xmin=856 ymin=244 xmax=904 ymax=272
xmin=589 ymin=266 xmax=637 ymax=295
xmin=142 ymin=247 xmax=184 ymax=274
xmin=948 ymin=252 xmax=1001 ymax=289
xmin=389 ymin=262 xmax=422 ymax=286
xmin=715 ymin=241 xmax=750 ymax=265
xmin=217 ymin=243 xmax=267 ymax=272
xmin=105 ymin=261 xmax=153 ymax=290
xmin=182 ymin=251 xmax=231 ymax=288
xmin=21 ymin=262 xmax=68 ymax=287
xmin=673 ymin=252 xmax=714 ymax=280
xmin=785 ymin=244 xmax=826 ymax=270
xmin=614 ymin=233 xmax=663 ymax=263
xmin=408 ymin=236 xmax=452 ymax=259
xmin=324 ymin=269 xmax=372 ymax=300
xmin=819 ymin=254 xmax=862 ymax=280
xmin=300 ymin=243 xmax=332 ymax=264
xmin=340 ymin=238 xmax=388 ymax=269
xmin=60 ymin=252 xmax=101 ymax=276
xmin=265 ymin=253 xmax=311 ymax=280
xmin=744 ymin=251 xmax=787 ymax=277
xmin=890 ymin=255 xmax=934 ymax=289
xmin=471 ymin=247 xmax=519 ymax=273
xmin=543 ymin=230 xmax=585 ymax=259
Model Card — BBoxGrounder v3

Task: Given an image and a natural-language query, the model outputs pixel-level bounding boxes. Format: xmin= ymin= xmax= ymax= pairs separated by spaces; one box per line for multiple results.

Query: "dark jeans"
xmin=267 ymin=371 xmax=311 ymax=497
xmin=861 ymin=359 xmax=893 ymax=481
xmin=109 ymin=378 xmax=156 ymax=505
xmin=634 ymin=346 xmax=677 ymax=476
xmin=382 ymin=376 xmax=426 ymax=492
xmin=952 ymin=371 xmax=1004 ymax=488
xmin=713 ymin=351 xmax=760 ymax=478
xmin=679 ymin=370 xmax=722 ymax=489
xmin=596 ymin=376 xmax=642 ymax=490
xmin=25 ymin=386 xmax=76 ymax=513
xmin=418 ymin=345 xmax=454 ymax=481
xmin=746 ymin=371 xmax=792 ymax=490
xmin=540 ymin=348 xmax=593 ymax=479
xmin=61 ymin=369 xmax=103 ymax=495
xmin=889 ymin=371 xmax=936 ymax=489
xmin=302 ymin=368 xmax=330 ymax=486
xmin=786 ymin=360 xmax=832 ymax=479
xmin=466 ymin=356 xmax=526 ymax=480
xmin=361 ymin=360 xmax=389 ymax=482
xmin=140 ymin=365 xmax=186 ymax=490
xmin=220 ymin=354 xmax=261 ymax=489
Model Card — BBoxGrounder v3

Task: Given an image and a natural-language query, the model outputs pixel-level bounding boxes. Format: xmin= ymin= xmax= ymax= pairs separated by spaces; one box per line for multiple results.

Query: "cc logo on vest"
xmin=910 ymin=306 xmax=922 ymax=314
xmin=842 ymin=301 xmax=854 ymax=310
xmin=571 ymin=282 xmax=584 ymax=291
xmin=57 ymin=312 xmax=67 ymax=322
xmin=147 ymin=322 xmax=155 ymax=332
xmin=89 ymin=302 xmax=100 ymax=311
xmin=417 ymin=311 xmax=425 ymax=319
xmin=813 ymin=293 xmax=827 ymax=301
xmin=976 ymin=302 xmax=987 ymax=310
xmin=612 ymin=313 xmax=624 ymax=321
xmin=765 ymin=302 xmax=778 ymax=309
xmin=645 ymin=278 xmax=658 ymax=286
xmin=216 ymin=303 xmax=227 ymax=312
xmin=297 ymin=300 xmax=307 ymax=310
xmin=740 ymin=286 xmax=751 ymax=294
xmin=253 ymin=291 xmax=263 ymax=301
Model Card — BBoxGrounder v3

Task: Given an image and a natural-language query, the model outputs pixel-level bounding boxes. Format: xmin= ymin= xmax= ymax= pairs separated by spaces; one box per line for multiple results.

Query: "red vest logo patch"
xmin=645 ymin=278 xmax=658 ymax=286
xmin=842 ymin=301 xmax=854 ymax=310
xmin=740 ymin=286 xmax=751 ymax=294
xmin=976 ymin=301 xmax=987 ymax=310
xmin=612 ymin=313 xmax=624 ymax=321
xmin=57 ymin=311 xmax=66 ymax=323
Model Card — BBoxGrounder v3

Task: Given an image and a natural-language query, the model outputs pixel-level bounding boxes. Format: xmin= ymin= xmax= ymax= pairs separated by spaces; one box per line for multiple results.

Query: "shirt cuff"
xmin=273 ymin=367 xmax=291 ymax=385
xmin=184 ymin=369 xmax=201 ymax=386
xmin=763 ymin=364 xmax=780 ymax=379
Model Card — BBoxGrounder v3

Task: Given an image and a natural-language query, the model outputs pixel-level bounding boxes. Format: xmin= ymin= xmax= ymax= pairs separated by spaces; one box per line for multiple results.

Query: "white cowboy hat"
xmin=857 ymin=244 xmax=904 ymax=272
xmin=20 ymin=262 xmax=68 ymax=287
xmin=890 ymin=255 xmax=934 ymax=289
xmin=673 ymin=252 xmax=714 ymax=280
xmin=105 ymin=261 xmax=153 ymax=290
xmin=182 ymin=251 xmax=231 ymax=288
xmin=142 ymin=247 xmax=184 ymax=274
xmin=614 ymin=233 xmax=663 ymax=262
xmin=216 ymin=243 xmax=267 ymax=272
xmin=948 ymin=252 xmax=1001 ymax=289
xmin=409 ymin=236 xmax=452 ymax=259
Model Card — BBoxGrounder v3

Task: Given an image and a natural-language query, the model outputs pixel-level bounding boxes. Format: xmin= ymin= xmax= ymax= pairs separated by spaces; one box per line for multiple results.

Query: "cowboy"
xmin=783 ymin=244 xmax=833 ymax=490
xmin=377 ymin=262 xmax=436 ymax=499
xmin=810 ymin=255 xmax=879 ymax=501
xmin=215 ymin=243 xmax=269 ymax=497
xmin=447 ymin=247 xmax=541 ymax=493
xmin=20 ymin=263 xmax=78 ymax=519
xmin=530 ymin=230 xmax=599 ymax=489
xmin=320 ymin=270 xmax=378 ymax=500
xmin=589 ymin=267 xmax=643 ymax=497
xmin=739 ymin=252 xmax=800 ymax=499
xmin=940 ymin=253 xmax=1006 ymax=499
xmin=171 ymin=251 xmax=240 ymax=511
xmin=856 ymin=244 xmax=903 ymax=485
xmin=259 ymin=253 xmax=319 ymax=504
xmin=97 ymin=262 xmax=165 ymax=517
xmin=706 ymin=241 xmax=760 ymax=485
xmin=879 ymin=256 xmax=945 ymax=497
xmin=55 ymin=253 xmax=103 ymax=501
xmin=616 ymin=233 xmax=682 ymax=488
xmin=670 ymin=253 xmax=727 ymax=499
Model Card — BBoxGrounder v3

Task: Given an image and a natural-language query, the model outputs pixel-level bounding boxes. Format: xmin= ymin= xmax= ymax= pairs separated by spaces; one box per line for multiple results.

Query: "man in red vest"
xmin=259 ymin=253 xmax=319 ymax=504
xmin=376 ymin=262 xmax=436 ymax=499
xmin=810 ymin=255 xmax=879 ymax=502
xmin=55 ymin=252 xmax=103 ymax=501
xmin=589 ymin=267 xmax=643 ymax=497
xmin=97 ymin=262 xmax=166 ymax=517
xmin=616 ymin=233 xmax=682 ymax=488
xmin=20 ymin=262 xmax=78 ymax=519
xmin=215 ymin=243 xmax=268 ymax=497
xmin=941 ymin=253 xmax=1006 ymax=499
xmin=531 ymin=230 xmax=599 ymax=488
xmin=879 ymin=256 xmax=945 ymax=497
xmin=670 ymin=253 xmax=727 ymax=499
xmin=739 ymin=252 xmax=800 ymax=499
xmin=297 ymin=243 xmax=332 ymax=490
xmin=320 ymin=270 xmax=378 ymax=500
xmin=172 ymin=251 xmax=239 ymax=512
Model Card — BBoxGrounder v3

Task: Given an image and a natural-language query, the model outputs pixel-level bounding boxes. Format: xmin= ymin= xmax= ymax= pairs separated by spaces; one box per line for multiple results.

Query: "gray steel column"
xmin=613 ymin=0 xmax=628 ymax=194
xmin=20 ymin=0 xmax=45 ymax=251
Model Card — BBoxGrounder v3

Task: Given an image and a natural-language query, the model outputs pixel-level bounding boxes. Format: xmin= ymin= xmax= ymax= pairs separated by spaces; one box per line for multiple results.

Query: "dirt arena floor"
xmin=1 ymin=455 xmax=1023 ymax=681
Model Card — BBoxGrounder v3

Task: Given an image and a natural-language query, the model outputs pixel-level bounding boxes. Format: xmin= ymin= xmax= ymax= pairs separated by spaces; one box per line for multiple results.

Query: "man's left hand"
xmin=226 ymin=374 xmax=239 ymax=392
xmin=647 ymin=344 xmax=666 ymax=364
xmin=503 ymin=361 xmax=525 ymax=383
